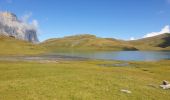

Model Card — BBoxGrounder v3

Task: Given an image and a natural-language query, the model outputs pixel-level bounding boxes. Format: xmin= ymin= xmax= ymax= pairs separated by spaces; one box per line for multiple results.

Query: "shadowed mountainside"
xmin=129 ymin=33 xmax=170 ymax=50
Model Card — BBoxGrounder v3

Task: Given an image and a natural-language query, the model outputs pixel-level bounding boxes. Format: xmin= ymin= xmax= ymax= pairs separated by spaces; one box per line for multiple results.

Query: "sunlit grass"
xmin=0 ymin=60 xmax=169 ymax=100
xmin=0 ymin=35 xmax=45 ymax=55
xmin=41 ymin=34 xmax=137 ymax=51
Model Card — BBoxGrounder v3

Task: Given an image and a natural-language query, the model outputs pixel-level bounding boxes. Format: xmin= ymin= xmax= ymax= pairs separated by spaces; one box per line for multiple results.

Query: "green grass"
xmin=129 ymin=33 xmax=170 ymax=50
xmin=41 ymin=33 xmax=170 ymax=51
xmin=41 ymin=34 xmax=138 ymax=52
xmin=0 ymin=60 xmax=170 ymax=100
xmin=0 ymin=35 xmax=45 ymax=55
xmin=2 ymin=33 xmax=170 ymax=55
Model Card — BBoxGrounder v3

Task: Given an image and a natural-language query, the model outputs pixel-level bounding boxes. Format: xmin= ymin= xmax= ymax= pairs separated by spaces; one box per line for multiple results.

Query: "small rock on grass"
xmin=121 ymin=89 xmax=132 ymax=94
xmin=160 ymin=84 xmax=170 ymax=89
xmin=163 ymin=80 xmax=169 ymax=85
xmin=160 ymin=80 xmax=170 ymax=90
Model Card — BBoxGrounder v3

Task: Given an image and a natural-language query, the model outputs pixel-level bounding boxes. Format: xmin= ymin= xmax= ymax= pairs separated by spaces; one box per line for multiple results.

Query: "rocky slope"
xmin=0 ymin=12 xmax=39 ymax=43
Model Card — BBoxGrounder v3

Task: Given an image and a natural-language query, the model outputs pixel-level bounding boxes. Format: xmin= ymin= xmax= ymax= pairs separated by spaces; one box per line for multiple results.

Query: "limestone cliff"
xmin=0 ymin=12 xmax=39 ymax=43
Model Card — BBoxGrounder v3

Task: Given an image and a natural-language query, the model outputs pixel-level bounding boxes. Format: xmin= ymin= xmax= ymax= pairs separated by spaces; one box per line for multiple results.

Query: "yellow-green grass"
xmin=41 ymin=33 xmax=170 ymax=51
xmin=129 ymin=33 xmax=170 ymax=50
xmin=41 ymin=34 xmax=138 ymax=52
xmin=0 ymin=60 xmax=170 ymax=100
xmin=0 ymin=35 xmax=46 ymax=55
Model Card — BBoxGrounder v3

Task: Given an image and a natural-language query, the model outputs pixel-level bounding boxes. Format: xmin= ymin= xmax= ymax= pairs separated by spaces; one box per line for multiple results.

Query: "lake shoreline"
xmin=0 ymin=54 xmax=90 ymax=62
xmin=1 ymin=50 xmax=170 ymax=62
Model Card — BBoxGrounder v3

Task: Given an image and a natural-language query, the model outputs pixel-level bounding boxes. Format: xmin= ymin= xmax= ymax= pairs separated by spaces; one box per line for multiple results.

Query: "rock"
xmin=0 ymin=12 xmax=39 ymax=43
xmin=160 ymin=84 xmax=170 ymax=89
xmin=160 ymin=80 xmax=170 ymax=89
xmin=163 ymin=80 xmax=169 ymax=85
xmin=121 ymin=89 xmax=132 ymax=94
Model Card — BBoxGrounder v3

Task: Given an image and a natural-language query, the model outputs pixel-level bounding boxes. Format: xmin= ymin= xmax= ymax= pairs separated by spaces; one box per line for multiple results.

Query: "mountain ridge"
xmin=40 ymin=34 xmax=138 ymax=51
xmin=41 ymin=33 xmax=170 ymax=51
xmin=129 ymin=33 xmax=170 ymax=50
xmin=0 ymin=32 xmax=170 ymax=55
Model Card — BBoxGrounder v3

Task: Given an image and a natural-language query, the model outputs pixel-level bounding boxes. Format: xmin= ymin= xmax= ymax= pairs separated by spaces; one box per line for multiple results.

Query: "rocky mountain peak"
xmin=0 ymin=11 xmax=39 ymax=43
xmin=0 ymin=12 xmax=17 ymax=21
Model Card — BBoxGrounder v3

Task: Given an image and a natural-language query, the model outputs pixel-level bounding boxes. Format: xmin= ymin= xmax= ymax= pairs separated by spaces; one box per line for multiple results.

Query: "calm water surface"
xmin=54 ymin=51 xmax=170 ymax=61
xmin=0 ymin=51 xmax=170 ymax=61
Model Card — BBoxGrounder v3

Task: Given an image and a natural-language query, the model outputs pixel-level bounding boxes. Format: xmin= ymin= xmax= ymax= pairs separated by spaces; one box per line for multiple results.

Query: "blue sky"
xmin=0 ymin=0 xmax=170 ymax=41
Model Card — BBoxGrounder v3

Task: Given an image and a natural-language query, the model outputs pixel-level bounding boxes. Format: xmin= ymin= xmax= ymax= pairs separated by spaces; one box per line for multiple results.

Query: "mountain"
xmin=0 ymin=35 xmax=44 ymax=55
xmin=0 ymin=32 xmax=170 ymax=55
xmin=0 ymin=12 xmax=39 ymax=43
xmin=41 ymin=34 xmax=138 ymax=51
xmin=1 ymin=11 xmax=170 ymax=52
xmin=41 ymin=33 xmax=170 ymax=51
xmin=129 ymin=33 xmax=170 ymax=50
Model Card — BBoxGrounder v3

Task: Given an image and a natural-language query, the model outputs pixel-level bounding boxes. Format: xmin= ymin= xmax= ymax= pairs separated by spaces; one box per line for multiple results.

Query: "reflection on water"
xmin=0 ymin=51 xmax=170 ymax=61
xmin=54 ymin=51 xmax=170 ymax=61
xmin=0 ymin=55 xmax=88 ymax=62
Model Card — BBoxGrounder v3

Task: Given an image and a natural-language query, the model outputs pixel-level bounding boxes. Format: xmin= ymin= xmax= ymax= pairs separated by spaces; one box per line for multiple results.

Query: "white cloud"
xmin=0 ymin=11 xmax=39 ymax=34
xmin=143 ymin=25 xmax=170 ymax=38
xmin=20 ymin=12 xmax=39 ymax=31
xmin=31 ymin=20 xmax=38 ymax=28
xmin=0 ymin=11 xmax=39 ymax=42
xmin=130 ymin=37 xmax=135 ymax=40
xmin=21 ymin=12 xmax=32 ymax=22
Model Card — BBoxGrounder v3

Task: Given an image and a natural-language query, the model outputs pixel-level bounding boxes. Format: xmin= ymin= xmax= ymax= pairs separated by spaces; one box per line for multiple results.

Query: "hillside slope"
xmin=129 ymin=33 xmax=170 ymax=50
xmin=0 ymin=35 xmax=45 ymax=55
xmin=1 ymin=33 xmax=170 ymax=54
xmin=41 ymin=34 xmax=137 ymax=51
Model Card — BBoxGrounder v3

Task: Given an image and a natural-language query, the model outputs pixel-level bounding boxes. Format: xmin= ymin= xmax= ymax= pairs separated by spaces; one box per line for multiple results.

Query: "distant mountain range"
xmin=41 ymin=33 xmax=170 ymax=51
xmin=1 ymin=32 xmax=170 ymax=55
xmin=1 ymin=11 xmax=170 ymax=54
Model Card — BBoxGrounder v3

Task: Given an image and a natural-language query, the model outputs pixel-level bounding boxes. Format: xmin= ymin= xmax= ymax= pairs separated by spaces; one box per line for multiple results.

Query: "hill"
xmin=129 ymin=33 xmax=170 ymax=50
xmin=41 ymin=34 xmax=138 ymax=52
xmin=0 ymin=35 xmax=45 ymax=55
xmin=2 ymin=33 xmax=170 ymax=54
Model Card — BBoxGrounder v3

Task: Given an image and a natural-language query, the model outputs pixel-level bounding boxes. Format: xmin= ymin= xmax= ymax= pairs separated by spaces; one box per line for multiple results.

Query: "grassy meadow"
xmin=0 ymin=34 xmax=170 ymax=100
xmin=0 ymin=60 xmax=169 ymax=100
xmin=0 ymin=36 xmax=45 ymax=55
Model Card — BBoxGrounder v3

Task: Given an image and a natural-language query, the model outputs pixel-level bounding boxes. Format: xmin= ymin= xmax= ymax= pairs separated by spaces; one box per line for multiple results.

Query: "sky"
xmin=0 ymin=0 xmax=170 ymax=41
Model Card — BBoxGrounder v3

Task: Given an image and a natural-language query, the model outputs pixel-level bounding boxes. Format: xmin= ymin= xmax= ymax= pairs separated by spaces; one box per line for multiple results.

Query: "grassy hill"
xmin=0 ymin=35 xmax=45 ymax=55
xmin=41 ymin=34 xmax=138 ymax=52
xmin=1 ymin=33 xmax=170 ymax=54
xmin=129 ymin=33 xmax=170 ymax=50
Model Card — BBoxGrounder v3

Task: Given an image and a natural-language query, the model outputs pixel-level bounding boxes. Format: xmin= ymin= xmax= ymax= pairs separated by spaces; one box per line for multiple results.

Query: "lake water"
xmin=54 ymin=51 xmax=170 ymax=61
xmin=1 ymin=51 xmax=170 ymax=62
